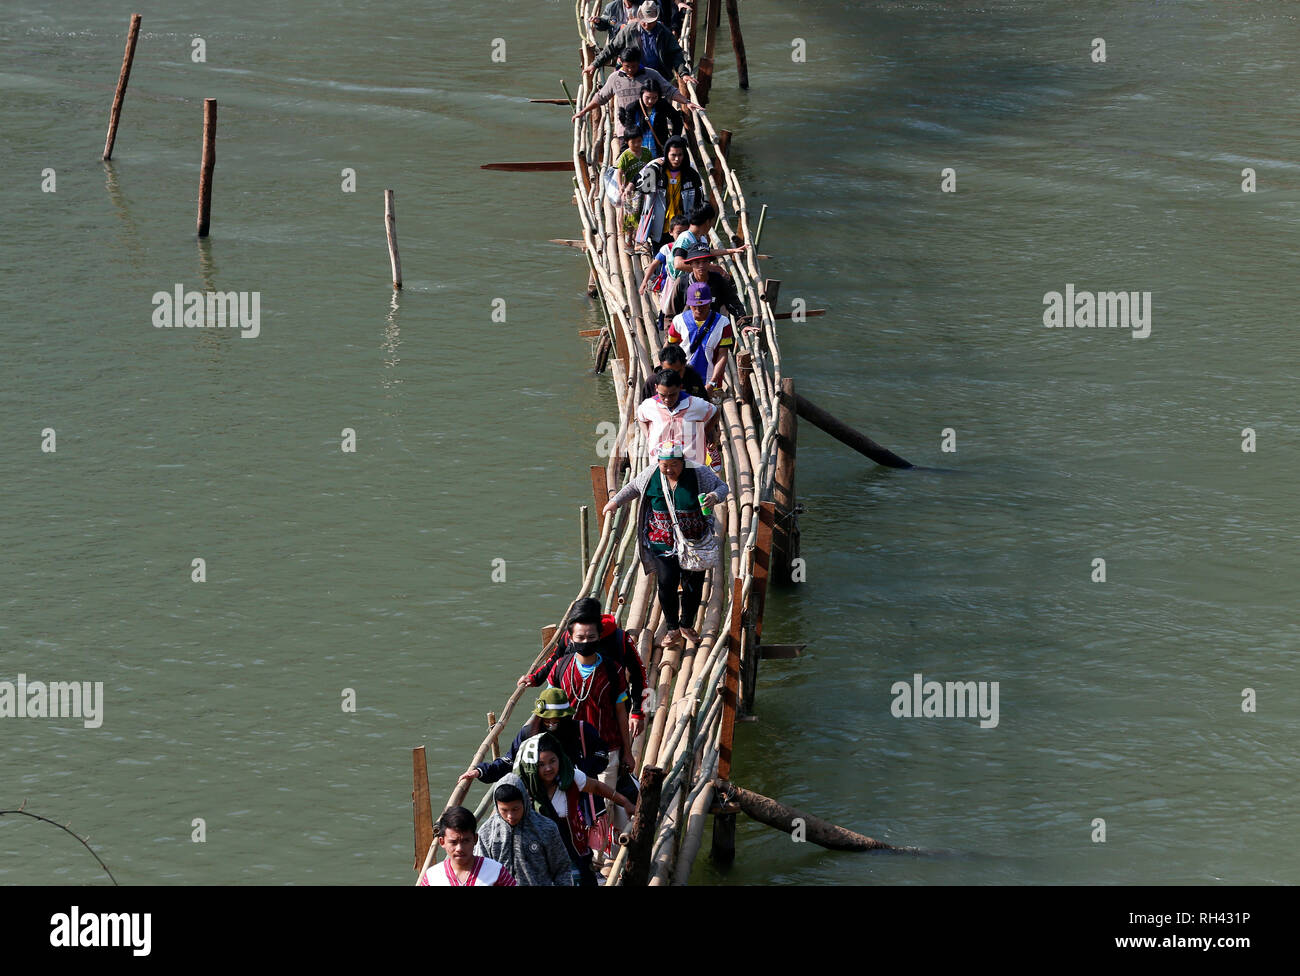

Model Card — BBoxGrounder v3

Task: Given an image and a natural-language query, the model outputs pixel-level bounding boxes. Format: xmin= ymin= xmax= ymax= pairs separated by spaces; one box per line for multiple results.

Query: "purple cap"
xmin=686 ymin=281 xmax=712 ymax=306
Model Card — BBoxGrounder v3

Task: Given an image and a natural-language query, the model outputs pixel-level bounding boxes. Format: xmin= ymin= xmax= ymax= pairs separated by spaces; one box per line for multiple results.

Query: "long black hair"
xmin=662 ymin=135 xmax=690 ymax=171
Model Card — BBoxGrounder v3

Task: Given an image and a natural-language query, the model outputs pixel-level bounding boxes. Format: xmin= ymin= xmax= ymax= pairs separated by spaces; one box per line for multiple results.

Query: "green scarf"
xmin=514 ymin=732 xmax=575 ymax=804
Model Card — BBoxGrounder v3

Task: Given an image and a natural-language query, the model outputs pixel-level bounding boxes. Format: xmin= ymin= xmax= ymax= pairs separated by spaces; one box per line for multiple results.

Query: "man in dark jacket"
xmin=587 ymin=2 xmax=693 ymax=83
xmin=460 ymin=687 xmax=609 ymax=784
xmin=475 ymin=773 xmax=575 ymax=886
xmin=519 ymin=598 xmax=649 ymax=740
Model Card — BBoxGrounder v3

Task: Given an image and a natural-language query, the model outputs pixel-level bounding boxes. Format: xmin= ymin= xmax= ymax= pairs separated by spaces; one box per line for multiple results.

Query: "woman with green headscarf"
xmin=515 ymin=731 xmax=635 ymax=886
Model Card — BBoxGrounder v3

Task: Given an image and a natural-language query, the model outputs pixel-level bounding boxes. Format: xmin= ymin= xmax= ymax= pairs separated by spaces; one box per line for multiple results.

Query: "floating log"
xmin=529 ymin=98 xmax=570 ymax=104
xmin=196 ymin=99 xmax=216 ymax=238
xmin=549 ymin=238 xmax=588 ymax=249
xmin=482 ymin=161 xmax=576 ymax=172
xmin=102 ymin=14 xmax=142 ymax=161
xmin=794 ymin=392 xmax=914 ymax=470
xmin=620 ymin=765 xmax=664 ymax=886
xmin=384 ymin=189 xmax=402 ymax=289
xmin=724 ymin=0 xmax=749 ymax=89
xmin=411 ymin=747 xmax=434 ymax=871
xmin=725 ymin=782 xmax=901 ymax=851
xmin=773 ymin=308 xmax=826 ymax=320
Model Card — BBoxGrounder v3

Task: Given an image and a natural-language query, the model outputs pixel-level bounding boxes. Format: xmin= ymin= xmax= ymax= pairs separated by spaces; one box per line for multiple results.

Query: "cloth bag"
xmin=658 ymin=470 xmax=720 ymax=572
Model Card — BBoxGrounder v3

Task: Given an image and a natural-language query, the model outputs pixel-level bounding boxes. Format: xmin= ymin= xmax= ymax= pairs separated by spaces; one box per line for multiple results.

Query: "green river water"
xmin=2 ymin=0 xmax=1297 ymax=884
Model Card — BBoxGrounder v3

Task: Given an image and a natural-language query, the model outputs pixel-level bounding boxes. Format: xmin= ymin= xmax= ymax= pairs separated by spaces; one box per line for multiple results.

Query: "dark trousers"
xmin=652 ymin=553 xmax=706 ymax=630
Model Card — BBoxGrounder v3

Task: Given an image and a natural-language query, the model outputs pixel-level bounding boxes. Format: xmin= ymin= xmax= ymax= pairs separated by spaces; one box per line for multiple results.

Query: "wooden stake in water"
xmin=580 ymin=505 xmax=590 ymax=579
xmin=102 ymin=14 xmax=142 ymax=161
xmin=196 ymin=99 xmax=217 ymax=237
xmin=385 ymin=189 xmax=402 ymax=289
xmin=724 ymin=0 xmax=749 ymax=90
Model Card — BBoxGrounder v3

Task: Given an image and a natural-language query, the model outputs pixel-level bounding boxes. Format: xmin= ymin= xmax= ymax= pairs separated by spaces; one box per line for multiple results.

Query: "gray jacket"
xmin=608 ymin=459 xmax=729 ymax=573
xmin=474 ymin=773 xmax=575 ymax=886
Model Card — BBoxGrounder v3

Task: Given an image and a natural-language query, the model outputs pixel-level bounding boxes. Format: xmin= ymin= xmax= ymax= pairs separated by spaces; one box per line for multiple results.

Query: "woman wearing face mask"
xmin=515 ymin=732 xmax=635 ymax=886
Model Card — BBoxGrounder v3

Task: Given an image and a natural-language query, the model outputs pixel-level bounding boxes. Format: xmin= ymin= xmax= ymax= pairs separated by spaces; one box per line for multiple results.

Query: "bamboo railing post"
xmin=384 ymin=189 xmax=402 ymax=288
xmin=724 ymin=0 xmax=749 ymax=89
xmin=697 ymin=0 xmax=721 ymax=106
xmin=487 ymin=712 xmax=501 ymax=760
xmin=196 ymin=99 xmax=216 ymax=238
xmin=102 ymin=14 xmax=142 ymax=161
xmin=728 ymin=783 xmax=904 ymax=851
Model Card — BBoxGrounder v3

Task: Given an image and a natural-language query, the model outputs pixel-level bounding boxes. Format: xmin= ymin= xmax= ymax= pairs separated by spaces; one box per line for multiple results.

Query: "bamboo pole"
xmin=579 ymin=505 xmax=590 ymax=579
xmin=102 ymin=14 xmax=142 ymax=161
xmin=384 ymin=189 xmax=402 ymax=289
xmin=487 ymin=712 xmax=501 ymax=760
xmin=196 ymin=99 xmax=216 ymax=238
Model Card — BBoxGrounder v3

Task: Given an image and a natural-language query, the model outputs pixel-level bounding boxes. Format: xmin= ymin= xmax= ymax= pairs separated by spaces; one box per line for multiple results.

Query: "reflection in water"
xmin=102 ymin=161 xmax=147 ymax=270
xmin=381 ymin=290 xmax=402 ymax=396
xmin=195 ymin=239 xmax=228 ymax=367
xmin=197 ymin=237 xmax=217 ymax=294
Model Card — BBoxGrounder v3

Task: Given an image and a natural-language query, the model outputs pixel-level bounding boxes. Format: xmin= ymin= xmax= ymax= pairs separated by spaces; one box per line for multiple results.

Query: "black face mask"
xmin=570 ymin=638 xmax=599 ymax=654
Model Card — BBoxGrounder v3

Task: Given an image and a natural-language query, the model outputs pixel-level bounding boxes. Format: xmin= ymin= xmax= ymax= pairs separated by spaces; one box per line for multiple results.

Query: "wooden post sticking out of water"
xmin=724 ymin=0 xmax=749 ymax=90
xmin=697 ymin=0 xmax=721 ymax=106
xmin=196 ymin=99 xmax=216 ymax=238
xmin=579 ymin=506 xmax=590 ymax=578
xmin=772 ymin=378 xmax=799 ymax=584
xmin=717 ymin=129 xmax=732 ymax=158
xmin=411 ymin=746 xmax=434 ymax=871
xmin=103 ymin=14 xmax=142 ymax=161
xmin=384 ymin=189 xmax=402 ymax=289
